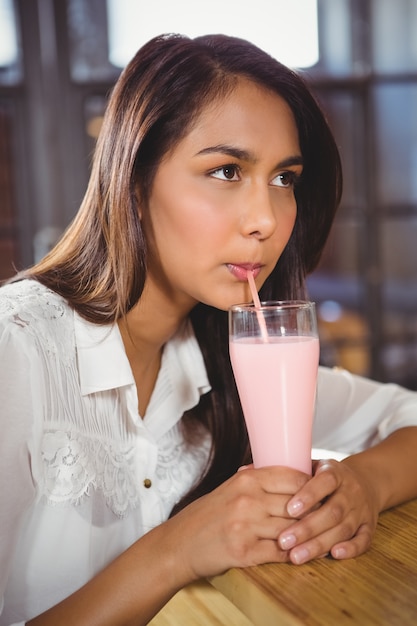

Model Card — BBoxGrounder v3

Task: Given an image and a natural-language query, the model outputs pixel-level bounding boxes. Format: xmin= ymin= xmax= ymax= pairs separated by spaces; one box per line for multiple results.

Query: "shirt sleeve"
xmin=313 ymin=366 xmax=417 ymax=454
xmin=0 ymin=319 xmax=37 ymax=615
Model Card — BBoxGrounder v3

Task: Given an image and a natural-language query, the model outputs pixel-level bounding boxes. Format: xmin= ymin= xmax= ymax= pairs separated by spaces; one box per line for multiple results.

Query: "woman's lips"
xmin=227 ymin=263 xmax=262 ymax=281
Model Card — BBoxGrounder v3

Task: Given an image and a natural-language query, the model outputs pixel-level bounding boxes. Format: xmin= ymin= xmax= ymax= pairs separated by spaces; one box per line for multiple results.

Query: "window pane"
xmin=381 ymin=218 xmax=417 ymax=283
xmin=0 ymin=0 xmax=22 ymax=84
xmin=314 ymin=0 xmax=353 ymax=76
xmin=315 ymin=91 xmax=365 ymax=209
xmin=373 ymin=84 xmax=417 ymax=206
xmin=308 ymin=219 xmax=369 ymax=376
xmin=67 ymin=0 xmax=117 ymax=82
xmin=371 ymin=0 xmax=417 ymax=73
xmin=382 ymin=338 xmax=417 ymax=389
xmin=68 ymin=0 xmax=318 ymax=81
xmin=380 ymin=220 xmax=417 ymax=389
xmin=381 ymin=216 xmax=417 ymax=388
xmin=107 ymin=0 xmax=318 ymax=69
xmin=309 ymin=220 xmax=363 ymax=286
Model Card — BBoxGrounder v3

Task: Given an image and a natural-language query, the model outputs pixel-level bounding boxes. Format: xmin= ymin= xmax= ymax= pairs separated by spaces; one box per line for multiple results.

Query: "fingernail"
xmin=332 ymin=547 xmax=347 ymax=559
xmin=279 ymin=533 xmax=297 ymax=549
xmin=287 ymin=499 xmax=303 ymax=516
xmin=291 ymin=547 xmax=310 ymax=564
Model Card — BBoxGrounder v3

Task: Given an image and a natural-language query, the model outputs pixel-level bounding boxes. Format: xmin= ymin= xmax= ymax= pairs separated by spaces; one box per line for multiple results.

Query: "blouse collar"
xmin=74 ymin=313 xmax=211 ymax=435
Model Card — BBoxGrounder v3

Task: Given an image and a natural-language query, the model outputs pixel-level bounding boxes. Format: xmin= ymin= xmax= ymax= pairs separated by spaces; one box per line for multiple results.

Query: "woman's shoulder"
xmin=0 ymin=278 xmax=73 ymax=335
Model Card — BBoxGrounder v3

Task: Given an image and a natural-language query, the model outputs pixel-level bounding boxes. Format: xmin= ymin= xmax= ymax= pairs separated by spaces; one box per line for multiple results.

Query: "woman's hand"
xmin=166 ymin=465 xmax=310 ymax=581
xmin=277 ymin=458 xmax=379 ymax=564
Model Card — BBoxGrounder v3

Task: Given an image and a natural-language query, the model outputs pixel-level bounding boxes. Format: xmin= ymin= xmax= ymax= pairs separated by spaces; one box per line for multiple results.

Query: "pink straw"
xmin=247 ymin=271 xmax=269 ymax=342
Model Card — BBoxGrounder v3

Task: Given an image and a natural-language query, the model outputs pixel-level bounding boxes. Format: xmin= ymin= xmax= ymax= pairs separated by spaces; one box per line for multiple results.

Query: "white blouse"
xmin=1 ymin=280 xmax=417 ymax=625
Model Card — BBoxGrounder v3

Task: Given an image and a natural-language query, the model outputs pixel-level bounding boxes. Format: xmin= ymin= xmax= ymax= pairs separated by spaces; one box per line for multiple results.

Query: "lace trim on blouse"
xmin=40 ymin=425 xmax=211 ymax=518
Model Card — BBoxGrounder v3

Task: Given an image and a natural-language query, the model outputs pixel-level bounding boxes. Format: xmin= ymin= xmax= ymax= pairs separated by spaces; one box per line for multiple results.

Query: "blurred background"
xmin=1 ymin=0 xmax=417 ymax=388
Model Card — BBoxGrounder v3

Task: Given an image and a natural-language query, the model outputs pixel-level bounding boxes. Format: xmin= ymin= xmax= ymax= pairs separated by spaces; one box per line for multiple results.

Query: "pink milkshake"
xmin=229 ymin=300 xmax=319 ymax=474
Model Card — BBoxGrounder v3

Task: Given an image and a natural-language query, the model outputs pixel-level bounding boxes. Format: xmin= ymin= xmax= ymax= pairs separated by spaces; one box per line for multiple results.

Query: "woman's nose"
xmin=239 ymin=187 xmax=278 ymax=240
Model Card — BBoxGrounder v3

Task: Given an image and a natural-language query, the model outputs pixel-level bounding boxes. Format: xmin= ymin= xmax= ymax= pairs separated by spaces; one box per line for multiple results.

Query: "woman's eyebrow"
xmin=195 ymin=144 xmax=303 ymax=169
xmin=278 ymin=155 xmax=304 ymax=168
xmin=195 ymin=144 xmax=254 ymax=161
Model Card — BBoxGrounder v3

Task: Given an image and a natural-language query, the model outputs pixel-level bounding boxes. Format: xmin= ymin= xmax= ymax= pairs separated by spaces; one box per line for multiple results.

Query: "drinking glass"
xmin=229 ymin=300 xmax=319 ymax=474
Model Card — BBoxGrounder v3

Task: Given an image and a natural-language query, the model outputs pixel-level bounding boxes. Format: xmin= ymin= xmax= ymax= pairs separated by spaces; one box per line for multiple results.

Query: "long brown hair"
xmin=21 ymin=34 xmax=342 ymax=512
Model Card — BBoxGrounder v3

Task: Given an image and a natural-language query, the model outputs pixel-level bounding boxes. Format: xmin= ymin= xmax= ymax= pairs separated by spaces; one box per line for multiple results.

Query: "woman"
xmin=1 ymin=33 xmax=417 ymax=625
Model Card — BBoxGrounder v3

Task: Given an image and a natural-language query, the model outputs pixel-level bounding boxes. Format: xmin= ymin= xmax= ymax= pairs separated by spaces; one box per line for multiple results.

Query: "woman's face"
xmin=143 ymin=79 xmax=302 ymax=313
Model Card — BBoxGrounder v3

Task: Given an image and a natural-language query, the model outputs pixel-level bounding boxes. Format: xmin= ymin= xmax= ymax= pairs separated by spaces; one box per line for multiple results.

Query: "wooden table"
xmin=210 ymin=498 xmax=417 ymax=625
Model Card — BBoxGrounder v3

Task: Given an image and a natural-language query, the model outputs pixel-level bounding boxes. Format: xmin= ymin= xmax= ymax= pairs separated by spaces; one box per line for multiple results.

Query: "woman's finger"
xmin=286 ymin=459 xmax=342 ymax=517
xmin=234 ymin=465 xmax=310 ymax=498
xmin=330 ymin=523 xmax=374 ymax=560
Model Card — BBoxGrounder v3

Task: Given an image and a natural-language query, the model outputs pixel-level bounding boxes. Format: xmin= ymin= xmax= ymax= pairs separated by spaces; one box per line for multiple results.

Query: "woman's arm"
xmin=343 ymin=425 xmax=417 ymax=511
xmin=26 ymin=516 xmax=190 ymax=626
xmin=314 ymin=366 xmax=417 ymax=454
xmin=278 ymin=426 xmax=417 ymax=564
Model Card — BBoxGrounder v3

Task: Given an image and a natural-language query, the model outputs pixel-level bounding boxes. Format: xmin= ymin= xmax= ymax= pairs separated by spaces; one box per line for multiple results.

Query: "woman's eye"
xmin=210 ymin=165 xmax=240 ymax=181
xmin=271 ymin=171 xmax=300 ymax=188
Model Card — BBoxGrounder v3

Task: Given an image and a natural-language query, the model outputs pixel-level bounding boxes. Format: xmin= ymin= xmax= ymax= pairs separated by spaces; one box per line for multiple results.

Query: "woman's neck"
xmin=117 ymin=280 xmax=194 ymax=416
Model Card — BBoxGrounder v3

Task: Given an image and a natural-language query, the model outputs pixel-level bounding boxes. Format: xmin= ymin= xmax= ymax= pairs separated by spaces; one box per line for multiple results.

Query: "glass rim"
xmin=229 ymin=300 xmax=315 ymax=312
